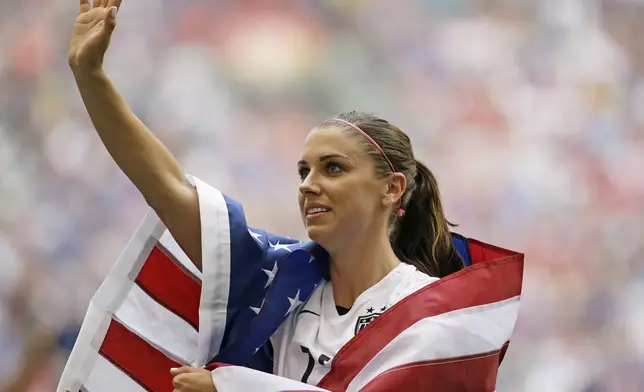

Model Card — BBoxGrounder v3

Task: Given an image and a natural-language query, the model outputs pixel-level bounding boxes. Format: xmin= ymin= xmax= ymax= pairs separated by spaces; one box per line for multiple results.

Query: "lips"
xmin=307 ymin=207 xmax=330 ymax=215
xmin=304 ymin=204 xmax=331 ymax=216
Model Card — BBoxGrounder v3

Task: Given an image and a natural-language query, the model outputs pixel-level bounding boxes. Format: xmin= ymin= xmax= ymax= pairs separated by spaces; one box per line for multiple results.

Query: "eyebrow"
xmin=297 ymin=154 xmax=353 ymax=166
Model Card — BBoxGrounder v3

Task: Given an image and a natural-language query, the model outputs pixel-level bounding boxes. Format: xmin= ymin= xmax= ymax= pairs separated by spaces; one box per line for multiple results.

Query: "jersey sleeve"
xmin=190 ymin=176 xmax=303 ymax=367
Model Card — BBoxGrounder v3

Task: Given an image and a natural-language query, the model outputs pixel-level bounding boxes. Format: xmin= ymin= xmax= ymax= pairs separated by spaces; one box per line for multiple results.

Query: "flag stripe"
xmin=210 ymin=365 xmax=329 ymax=392
xmin=99 ymin=319 xmax=181 ymax=392
xmin=346 ymin=297 xmax=520 ymax=391
xmin=83 ymin=355 xmax=146 ymax=392
xmin=158 ymin=229 xmax=202 ymax=281
xmin=194 ymin=177 xmax=233 ymax=365
xmin=135 ymin=245 xmax=201 ymax=330
xmin=359 ymin=349 xmax=502 ymax=392
xmin=318 ymin=255 xmax=523 ymax=390
xmin=499 ymin=341 xmax=509 ymax=364
xmin=468 ymin=239 xmax=520 ymax=265
xmin=113 ymin=283 xmax=198 ymax=364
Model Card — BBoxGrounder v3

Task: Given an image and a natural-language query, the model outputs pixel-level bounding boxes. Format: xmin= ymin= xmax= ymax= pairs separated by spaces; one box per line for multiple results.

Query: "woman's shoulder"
xmin=399 ymin=263 xmax=440 ymax=297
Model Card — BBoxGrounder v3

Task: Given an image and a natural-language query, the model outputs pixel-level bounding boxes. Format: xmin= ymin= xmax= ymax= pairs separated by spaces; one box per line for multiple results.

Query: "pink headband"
xmin=331 ymin=117 xmax=405 ymax=217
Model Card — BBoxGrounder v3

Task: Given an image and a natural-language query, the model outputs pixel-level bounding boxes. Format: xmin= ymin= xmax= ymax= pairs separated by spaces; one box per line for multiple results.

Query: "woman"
xmin=65 ymin=2 xmax=523 ymax=391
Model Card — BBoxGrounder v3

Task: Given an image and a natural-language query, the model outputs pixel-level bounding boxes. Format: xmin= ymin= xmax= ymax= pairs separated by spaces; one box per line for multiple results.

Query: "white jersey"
xmin=271 ymin=262 xmax=437 ymax=386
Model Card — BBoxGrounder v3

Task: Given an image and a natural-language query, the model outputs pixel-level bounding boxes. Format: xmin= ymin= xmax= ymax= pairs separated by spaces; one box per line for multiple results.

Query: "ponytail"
xmin=391 ymin=160 xmax=464 ymax=278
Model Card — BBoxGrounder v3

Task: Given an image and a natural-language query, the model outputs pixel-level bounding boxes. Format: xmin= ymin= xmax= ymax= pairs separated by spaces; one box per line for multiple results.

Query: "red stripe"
xmin=204 ymin=362 xmax=233 ymax=371
xmin=467 ymin=238 xmax=521 ymax=265
xmin=359 ymin=349 xmax=502 ymax=392
xmin=135 ymin=244 xmax=201 ymax=329
xmin=499 ymin=341 xmax=510 ymax=364
xmin=99 ymin=319 xmax=181 ymax=392
xmin=318 ymin=248 xmax=523 ymax=391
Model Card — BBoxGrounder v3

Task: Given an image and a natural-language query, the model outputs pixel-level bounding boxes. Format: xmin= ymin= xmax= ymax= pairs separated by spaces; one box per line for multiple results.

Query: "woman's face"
xmin=297 ymin=126 xmax=389 ymax=250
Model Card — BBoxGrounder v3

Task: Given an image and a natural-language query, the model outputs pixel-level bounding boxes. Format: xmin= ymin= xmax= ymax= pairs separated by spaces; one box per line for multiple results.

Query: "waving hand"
xmin=68 ymin=0 xmax=123 ymax=71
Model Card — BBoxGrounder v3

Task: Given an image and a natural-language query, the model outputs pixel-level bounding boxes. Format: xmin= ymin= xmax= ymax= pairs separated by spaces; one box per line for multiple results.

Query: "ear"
xmin=383 ymin=172 xmax=406 ymax=209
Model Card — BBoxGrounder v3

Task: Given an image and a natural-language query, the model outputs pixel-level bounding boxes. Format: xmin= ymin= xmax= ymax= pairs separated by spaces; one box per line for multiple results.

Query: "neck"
xmin=327 ymin=231 xmax=400 ymax=309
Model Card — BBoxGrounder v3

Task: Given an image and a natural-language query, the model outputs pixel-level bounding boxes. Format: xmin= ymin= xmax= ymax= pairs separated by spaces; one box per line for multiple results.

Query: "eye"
xmin=325 ymin=162 xmax=343 ymax=174
xmin=298 ymin=167 xmax=310 ymax=181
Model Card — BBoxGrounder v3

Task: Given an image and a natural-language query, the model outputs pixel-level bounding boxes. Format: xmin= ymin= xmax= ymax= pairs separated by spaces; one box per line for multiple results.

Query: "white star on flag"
xmin=269 ymin=241 xmax=293 ymax=252
xmin=285 ymin=289 xmax=303 ymax=316
xmin=263 ymin=262 xmax=278 ymax=288
xmin=248 ymin=229 xmax=263 ymax=244
xmin=249 ymin=298 xmax=265 ymax=314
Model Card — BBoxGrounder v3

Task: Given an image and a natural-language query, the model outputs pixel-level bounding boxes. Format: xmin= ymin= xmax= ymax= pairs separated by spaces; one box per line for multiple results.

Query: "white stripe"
xmin=347 ymin=297 xmax=521 ymax=391
xmin=192 ymin=176 xmax=232 ymax=365
xmin=212 ymin=366 xmax=329 ymax=392
xmin=56 ymin=303 xmax=111 ymax=392
xmin=57 ymin=212 xmax=162 ymax=392
xmin=83 ymin=356 xmax=145 ymax=392
xmin=92 ymin=211 xmax=163 ymax=313
xmin=114 ymin=284 xmax=197 ymax=365
xmin=159 ymin=228 xmax=203 ymax=280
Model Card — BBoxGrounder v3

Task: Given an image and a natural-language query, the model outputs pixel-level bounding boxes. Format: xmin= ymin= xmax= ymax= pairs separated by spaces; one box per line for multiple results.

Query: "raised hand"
xmin=68 ymin=0 xmax=123 ymax=71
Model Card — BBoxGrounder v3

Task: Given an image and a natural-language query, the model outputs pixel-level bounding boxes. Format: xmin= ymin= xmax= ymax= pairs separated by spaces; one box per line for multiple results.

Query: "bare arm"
xmin=69 ymin=0 xmax=202 ymax=268
xmin=73 ymin=70 xmax=202 ymax=268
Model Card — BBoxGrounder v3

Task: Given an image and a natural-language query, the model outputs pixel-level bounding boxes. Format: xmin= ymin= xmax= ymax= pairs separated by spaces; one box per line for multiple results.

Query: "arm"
xmin=68 ymin=0 xmax=202 ymax=268
xmin=72 ymin=70 xmax=202 ymax=268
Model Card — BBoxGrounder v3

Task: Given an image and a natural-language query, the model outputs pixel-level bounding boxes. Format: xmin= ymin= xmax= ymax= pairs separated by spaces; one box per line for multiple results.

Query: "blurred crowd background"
xmin=1 ymin=0 xmax=643 ymax=391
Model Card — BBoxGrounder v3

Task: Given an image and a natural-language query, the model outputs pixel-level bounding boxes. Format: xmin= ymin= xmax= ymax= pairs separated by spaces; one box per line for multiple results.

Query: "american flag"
xmin=57 ymin=177 xmax=523 ymax=392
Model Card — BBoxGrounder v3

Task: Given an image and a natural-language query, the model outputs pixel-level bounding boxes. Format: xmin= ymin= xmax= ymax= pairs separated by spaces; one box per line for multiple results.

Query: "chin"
xmin=305 ymin=224 xmax=334 ymax=246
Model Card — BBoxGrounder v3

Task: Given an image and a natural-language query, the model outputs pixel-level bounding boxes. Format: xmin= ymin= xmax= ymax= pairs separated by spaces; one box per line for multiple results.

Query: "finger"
xmin=99 ymin=0 xmax=110 ymax=8
xmin=79 ymin=0 xmax=91 ymax=13
xmin=170 ymin=366 xmax=198 ymax=376
xmin=102 ymin=6 xmax=117 ymax=31
xmin=107 ymin=0 xmax=123 ymax=9
xmin=172 ymin=373 xmax=193 ymax=388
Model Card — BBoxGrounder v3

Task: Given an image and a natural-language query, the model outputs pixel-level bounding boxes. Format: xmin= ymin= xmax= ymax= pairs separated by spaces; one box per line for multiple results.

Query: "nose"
xmin=298 ymin=171 xmax=321 ymax=198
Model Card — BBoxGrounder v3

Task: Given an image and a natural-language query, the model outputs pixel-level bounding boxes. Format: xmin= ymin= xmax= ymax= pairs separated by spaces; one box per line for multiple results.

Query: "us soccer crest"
xmin=354 ymin=306 xmax=386 ymax=335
